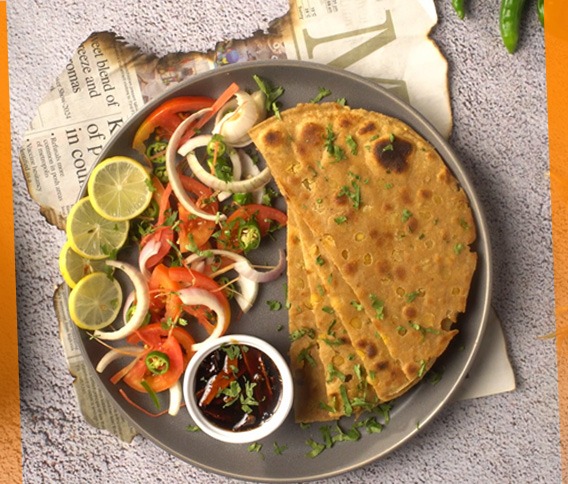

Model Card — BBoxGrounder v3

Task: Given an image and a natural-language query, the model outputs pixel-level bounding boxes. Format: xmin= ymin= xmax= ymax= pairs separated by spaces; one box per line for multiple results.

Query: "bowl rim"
xmin=182 ymin=333 xmax=294 ymax=444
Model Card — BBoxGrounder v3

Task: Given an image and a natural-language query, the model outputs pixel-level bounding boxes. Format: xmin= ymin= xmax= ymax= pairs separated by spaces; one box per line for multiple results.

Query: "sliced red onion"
xmin=96 ymin=346 xmax=144 ymax=373
xmin=186 ymin=151 xmax=271 ymax=193
xmin=94 ymin=261 xmax=150 ymax=341
xmin=165 ymin=108 xmax=225 ymax=222
xmin=238 ymin=149 xmax=265 ymax=205
xmin=178 ymin=133 xmax=244 ymax=202
xmin=233 ymin=249 xmax=286 ymax=283
xmin=177 ymin=133 xmax=213 ymax=158
xmin=138 ymin=237 xmax=162 ymax=279
xmin=169 ymin=380 xmax=183 ymax=416
xmin=177 ymin=287 xmax=229 ymax=351
xmin=213 ymin=91 xmax=259 ymax=146
xmin=184 ymin=249 xmax=260 ymax=313
xmin=122 ymin=290 xmax=136 ymax=323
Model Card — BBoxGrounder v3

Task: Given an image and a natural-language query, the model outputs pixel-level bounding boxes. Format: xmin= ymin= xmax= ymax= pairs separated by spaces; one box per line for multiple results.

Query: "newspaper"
xmin=19 ymin=0 xmax=450 ymax=229
xmin=17 ymin=0 xmax=513 ymax=442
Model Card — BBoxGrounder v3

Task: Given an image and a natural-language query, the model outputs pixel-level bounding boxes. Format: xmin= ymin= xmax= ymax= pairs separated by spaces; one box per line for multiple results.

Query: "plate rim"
xmin=70 ymin=59 xmax=493 ymax=482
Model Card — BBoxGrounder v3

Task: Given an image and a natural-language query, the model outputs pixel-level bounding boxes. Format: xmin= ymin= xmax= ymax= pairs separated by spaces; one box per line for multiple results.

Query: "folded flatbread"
xmin=250 ymin=102 xmax=477 ymax=419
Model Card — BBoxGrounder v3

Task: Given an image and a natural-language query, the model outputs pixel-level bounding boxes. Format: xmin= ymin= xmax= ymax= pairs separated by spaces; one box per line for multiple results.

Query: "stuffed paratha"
xmin=249 ymin=102 xmax=477 ymax=417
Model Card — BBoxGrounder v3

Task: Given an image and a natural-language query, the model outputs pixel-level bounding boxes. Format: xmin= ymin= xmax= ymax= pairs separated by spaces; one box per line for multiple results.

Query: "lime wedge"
xmin=66 ymin=197 xmax=129 ymax=260
xmin=88 ymin=156 xmax=153 ymax=221
xmin=58 ymin=241 xmax=108 ymax=288
xmin=68 ymin=271 xmax=123 ymax=330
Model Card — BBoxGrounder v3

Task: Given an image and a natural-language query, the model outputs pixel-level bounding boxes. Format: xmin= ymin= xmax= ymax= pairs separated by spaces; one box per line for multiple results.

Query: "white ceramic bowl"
xmin=182 ymin=334 xmax=294 ymax=444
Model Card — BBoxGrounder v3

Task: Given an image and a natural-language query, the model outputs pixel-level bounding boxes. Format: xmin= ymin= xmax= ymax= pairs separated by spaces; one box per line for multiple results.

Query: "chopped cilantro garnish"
xmin=321 ymin=337 xmax=344 ymax=347
xmin=324 ymin=124 xmax=346 ymax=162
xmin=326 ymin=364 xmax=346 ymax=383
xmin=406 ymin=290 xmax=420 ymax=303
xmin=350 ymin=300 xmax=364 ymax=311
xmin=337 ymin=180 xmax=361 ymax=209
xmin=454 ymin=243 xmax=465 ymax=255
xmin=248 ymin=442 xmax=262 ymax=453
xmin=310 ymin=87 xmax=332 ymax=103
xmin=346 ymin=135 xmax=358 ymax=155
xmin=402 ymin=209 xmax=413 ymax=222
xmin=339 ymin=385 xmax=353 ymax=417
xmin=306 ymin=438 xmax=326 ymax=458
xmin=298 ymin=346 xmax=317 ymax=367
xmin=253 ymin=74 xmax=284 ymax=117
xmin=267 ymin=300 xmax=283 ymax=311
xmin=319 ymin=400 xmax=336 ymax=413
xmin=290 ymin=327 xmax=316 ymax=341
xmin=334 ymin=215 xmax=348 ymax=224
xmin=382 ymin=133 xmax=396 ymax=152
xmin=221 ymin=343 xmax=244 ymax=360
xmin=429 ymin=369 xmax=444 ymax=385
xmin=360 ymin=416 xmax=383 ymax=434
xmin=332 ymin=423 xmax=361 ymax=442
xmin=369 ymin=294 xmax=385 ymax=319
xmin=273 ymin=441 xmax=288 ymax=455
xmin=418 ymin=359 xmax=427 ymax=377
xmin=459 ymin=218 xmax=470 ymax=230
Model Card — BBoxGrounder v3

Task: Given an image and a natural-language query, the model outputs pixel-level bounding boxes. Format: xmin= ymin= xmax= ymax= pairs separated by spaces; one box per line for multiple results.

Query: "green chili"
xmin=145 ymin=351 xmax=170 ymax=375
xmin=499 ymin=0 xmax=527 ymax=54
xmin=206 ymin=134 xmax=226 ymax=157
xmin=452 ymin=0 xmax=466 ymax=20
xmin=238 ymin=220 xmax=261 ymax=252
xmin=233 ymin=192 xmax=253 ymax=206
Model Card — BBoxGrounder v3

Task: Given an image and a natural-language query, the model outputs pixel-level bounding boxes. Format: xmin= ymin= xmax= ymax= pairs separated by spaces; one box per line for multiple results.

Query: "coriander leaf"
xmin=267 ymin=299 xmax=283 ymax=311
xmin=253 ymin=74 xmax=285 ymax=116
xmin=346 ymin=135 xmax=358 ymax=155
xmin=310 ymin=87 xmax=332 ymax=103
xmin=306 ymin=438 xmax=326 ymax=458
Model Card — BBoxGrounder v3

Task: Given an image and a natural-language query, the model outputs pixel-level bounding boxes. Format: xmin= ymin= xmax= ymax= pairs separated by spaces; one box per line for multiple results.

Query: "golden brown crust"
xmin=250 ymin=102 xmax=477 ymax=419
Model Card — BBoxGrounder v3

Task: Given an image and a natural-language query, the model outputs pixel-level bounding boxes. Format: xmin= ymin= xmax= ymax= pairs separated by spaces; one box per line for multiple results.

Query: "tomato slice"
xmin=216 ymin=204 xmax=287 ymax=253
xmin=177 ymin=176 xmax=218 ymax=252
xmin=123 ymin=332 xmax=184 ymax=393
xmin=127 ymin=323 xmax=195 ymax=367
xmin=168 ymin=266 xmax=231 ymax=336
xmin=132 ymin=96 xmax=215 ymax=155
xmin=148 ymin=263 xmax=182 ymax=320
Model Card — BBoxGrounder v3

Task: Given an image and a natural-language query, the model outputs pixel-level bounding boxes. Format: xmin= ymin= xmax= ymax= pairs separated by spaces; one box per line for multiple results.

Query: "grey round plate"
xmin=73 ymin=60 xmax=492 ymax=482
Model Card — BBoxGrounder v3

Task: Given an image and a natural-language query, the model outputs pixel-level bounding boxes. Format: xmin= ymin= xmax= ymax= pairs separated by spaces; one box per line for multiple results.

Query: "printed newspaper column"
xmin=279 ymin=0 xmax=451 ymax=137
xmin=19 ymin=33 xmax=148 ymax=228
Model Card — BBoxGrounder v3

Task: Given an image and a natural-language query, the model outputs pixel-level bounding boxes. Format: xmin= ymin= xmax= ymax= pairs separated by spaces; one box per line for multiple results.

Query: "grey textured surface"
xmin=8 ymin=1 xmax=557 ymax=483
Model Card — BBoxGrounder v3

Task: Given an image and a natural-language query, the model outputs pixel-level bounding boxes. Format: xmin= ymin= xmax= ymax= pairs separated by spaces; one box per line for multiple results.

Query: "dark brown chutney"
xmin=194 ymin=343 xmax=283 ymax=432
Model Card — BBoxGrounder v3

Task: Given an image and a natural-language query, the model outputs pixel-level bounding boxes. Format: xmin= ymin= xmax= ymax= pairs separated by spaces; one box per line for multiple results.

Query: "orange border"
xmin=0 ymin=0 xmax=22 ymax=481
xmin=546 ymin=1 xmax=568 ymax=481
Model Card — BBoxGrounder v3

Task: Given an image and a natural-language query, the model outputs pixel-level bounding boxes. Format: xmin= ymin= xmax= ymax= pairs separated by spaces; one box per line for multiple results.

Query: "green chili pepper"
xmin=537 ymin=0 xmax=544 ymax=27
xmin=233 ymin=192 xmax=253 ymax=206
xmin=452 ymin=0 xmax=466 ymax=20
xmin=145 ymin=351 xmax=170 ymax=375
xmin=206 ymin=134 xmax=226 ymax=157
xmin=499 ymin=0 xmax=527 ymax=54
xmin=238 ymin=220 xmax=261 ymax=252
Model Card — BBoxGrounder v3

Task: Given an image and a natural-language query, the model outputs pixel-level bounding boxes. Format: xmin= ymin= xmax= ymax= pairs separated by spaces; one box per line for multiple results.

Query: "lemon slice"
xmin=88 ymin=156 xmax=153 ymax=221
xmin=68 ymin=271 xmax=123 ymax=330
xmin=66 ymin=197 xmax=129 ymax=260
xmin=58 ymin=241 xmax=108 ymax=288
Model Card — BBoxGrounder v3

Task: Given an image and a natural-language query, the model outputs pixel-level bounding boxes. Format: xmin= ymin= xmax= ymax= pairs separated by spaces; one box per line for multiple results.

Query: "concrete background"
xmin=8 ymin=0 xmax=556 ymax=482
